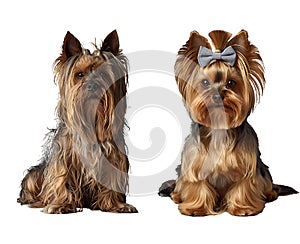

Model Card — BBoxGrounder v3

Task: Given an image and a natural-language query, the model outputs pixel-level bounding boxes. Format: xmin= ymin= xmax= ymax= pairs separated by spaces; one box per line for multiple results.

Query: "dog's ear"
xmin=101 ymin=30 xmax=120 ymax=56
xmin=228 ymin=30 xmax=249 ymax=49
xmin=188 ymin=31 xmax=211 ymax=50
xmin=229 ymin=29 xmax=265 ymax=106
xmin=60 ymin=31 xmax=82 ymax=63
xmin=178 ymin=31 xmax=211 ymax=56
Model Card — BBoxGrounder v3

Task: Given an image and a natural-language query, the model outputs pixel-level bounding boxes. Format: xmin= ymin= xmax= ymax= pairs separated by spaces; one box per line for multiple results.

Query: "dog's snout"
xmin=212 ymin=94 xmax=223 ymax=104
xmin=87 ymin=82 xmax=99 ymax=92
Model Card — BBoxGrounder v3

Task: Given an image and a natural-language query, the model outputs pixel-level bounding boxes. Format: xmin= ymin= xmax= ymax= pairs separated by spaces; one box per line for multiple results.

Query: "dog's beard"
xmin=187 ymin=88 xmax=247 ymax=129
xmin=72 ymin=83 xmax=114 ymax=145
xmin=70 ymin=83 xmax=128 ymax=193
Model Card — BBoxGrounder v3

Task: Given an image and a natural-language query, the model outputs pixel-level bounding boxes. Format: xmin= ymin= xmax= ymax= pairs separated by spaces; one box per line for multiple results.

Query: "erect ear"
xmin=188 ymin=31 xmax=211 ymax=50
xmin=228 ymin=30 xmax=249 ymax=49
xmin=101 ymin=30 xmax=120 ymax=56
xmin=60 ymin=31 xmax=82 ymax=62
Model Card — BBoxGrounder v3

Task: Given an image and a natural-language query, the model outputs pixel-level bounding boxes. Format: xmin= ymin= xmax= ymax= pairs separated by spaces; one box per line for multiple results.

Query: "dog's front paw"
xmin=226 ymin=205 xmax=264 ymax=216
xmin=43 ymin=204 xmax=77 ymax=214
xmin=170 ymin=191 xmax=182 ymax=204
xmin=178 ymin=204 xmax=218 ymax=216
xmin=116 ymin=203 xmax=138 ymax=213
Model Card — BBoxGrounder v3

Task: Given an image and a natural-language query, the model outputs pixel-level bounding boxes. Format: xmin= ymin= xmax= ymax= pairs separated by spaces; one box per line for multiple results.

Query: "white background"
xmin=1 ymin=0 xmax=299 ymax=243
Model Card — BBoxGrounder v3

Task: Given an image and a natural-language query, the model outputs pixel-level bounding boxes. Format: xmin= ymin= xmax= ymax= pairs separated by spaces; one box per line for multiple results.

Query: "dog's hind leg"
xmin=17 ymin=161 xmax=46 ymax=207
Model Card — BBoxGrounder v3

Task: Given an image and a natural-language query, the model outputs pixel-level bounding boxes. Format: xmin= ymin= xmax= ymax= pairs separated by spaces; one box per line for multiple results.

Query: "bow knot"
xmin=197 ymin=46 xmax=236 ymax=67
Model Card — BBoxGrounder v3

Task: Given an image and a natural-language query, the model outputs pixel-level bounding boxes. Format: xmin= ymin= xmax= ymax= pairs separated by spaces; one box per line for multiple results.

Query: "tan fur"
xmin=162 ymin=30 xmax=298 ymax=216
xmin=18 ymin=31 xmax=137 ymax=214
xmin=173 ymin=125 xmax=265 ymax=216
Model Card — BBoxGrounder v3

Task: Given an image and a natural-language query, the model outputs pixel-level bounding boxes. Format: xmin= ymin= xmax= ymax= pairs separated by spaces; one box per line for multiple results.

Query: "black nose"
xmin=212 ymin=94 xmax=223 ymax=104
xmin=87 ymin=82 xmax=99 ymax=92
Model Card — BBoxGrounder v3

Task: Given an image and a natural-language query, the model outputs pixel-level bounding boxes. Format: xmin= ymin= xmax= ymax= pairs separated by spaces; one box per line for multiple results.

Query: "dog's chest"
xmin=199 ymin=133 xmax=245 ymax=188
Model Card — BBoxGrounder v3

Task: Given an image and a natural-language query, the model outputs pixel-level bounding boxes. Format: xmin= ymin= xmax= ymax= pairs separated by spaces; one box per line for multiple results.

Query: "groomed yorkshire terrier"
xmin=159 ymin=30 xmax=298 ymax=216
xmin=18 ymin=30 xmax=137 ymax=214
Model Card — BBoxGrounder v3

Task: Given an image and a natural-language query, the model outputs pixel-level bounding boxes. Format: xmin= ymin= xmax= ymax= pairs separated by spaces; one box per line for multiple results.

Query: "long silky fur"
xmin=18 ymin=31 xmax=137 ymax=214
xmin=159 ymin=30 xmax=298 ymax=216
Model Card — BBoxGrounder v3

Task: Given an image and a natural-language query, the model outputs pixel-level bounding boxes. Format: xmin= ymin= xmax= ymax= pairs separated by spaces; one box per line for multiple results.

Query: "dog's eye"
xmin=226 ymin=80 xmax=236 ymax=89
xmin=201 ymin=79 xmax=210 ymax=88
xmin=76 ymin=72 xmax=85 ymax=79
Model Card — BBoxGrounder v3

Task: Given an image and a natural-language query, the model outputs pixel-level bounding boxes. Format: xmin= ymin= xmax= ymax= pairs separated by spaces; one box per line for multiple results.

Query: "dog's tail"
xmin=158 ymin=180 xmax=176 ymax=197
xmin=266 ymin=184 xmax=298 ymax=202
xmin=158 ymin=165 xmax=181 ymax=197
xmin=258 ymin=159 xmax=298 ymax=201
xmin=273 ymin=184 xmax=298 ymax=197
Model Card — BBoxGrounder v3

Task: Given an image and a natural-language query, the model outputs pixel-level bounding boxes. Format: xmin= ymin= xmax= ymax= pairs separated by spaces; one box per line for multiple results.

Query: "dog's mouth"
xmin=207 ymin=104 xmax=233 ymax=111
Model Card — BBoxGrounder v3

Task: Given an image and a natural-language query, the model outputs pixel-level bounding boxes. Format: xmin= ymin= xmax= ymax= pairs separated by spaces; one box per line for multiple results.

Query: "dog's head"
xmin=175 ymin=30 xmax=265 ymax=129
xmin=54 ymin=30 xmax=128 ymax=143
